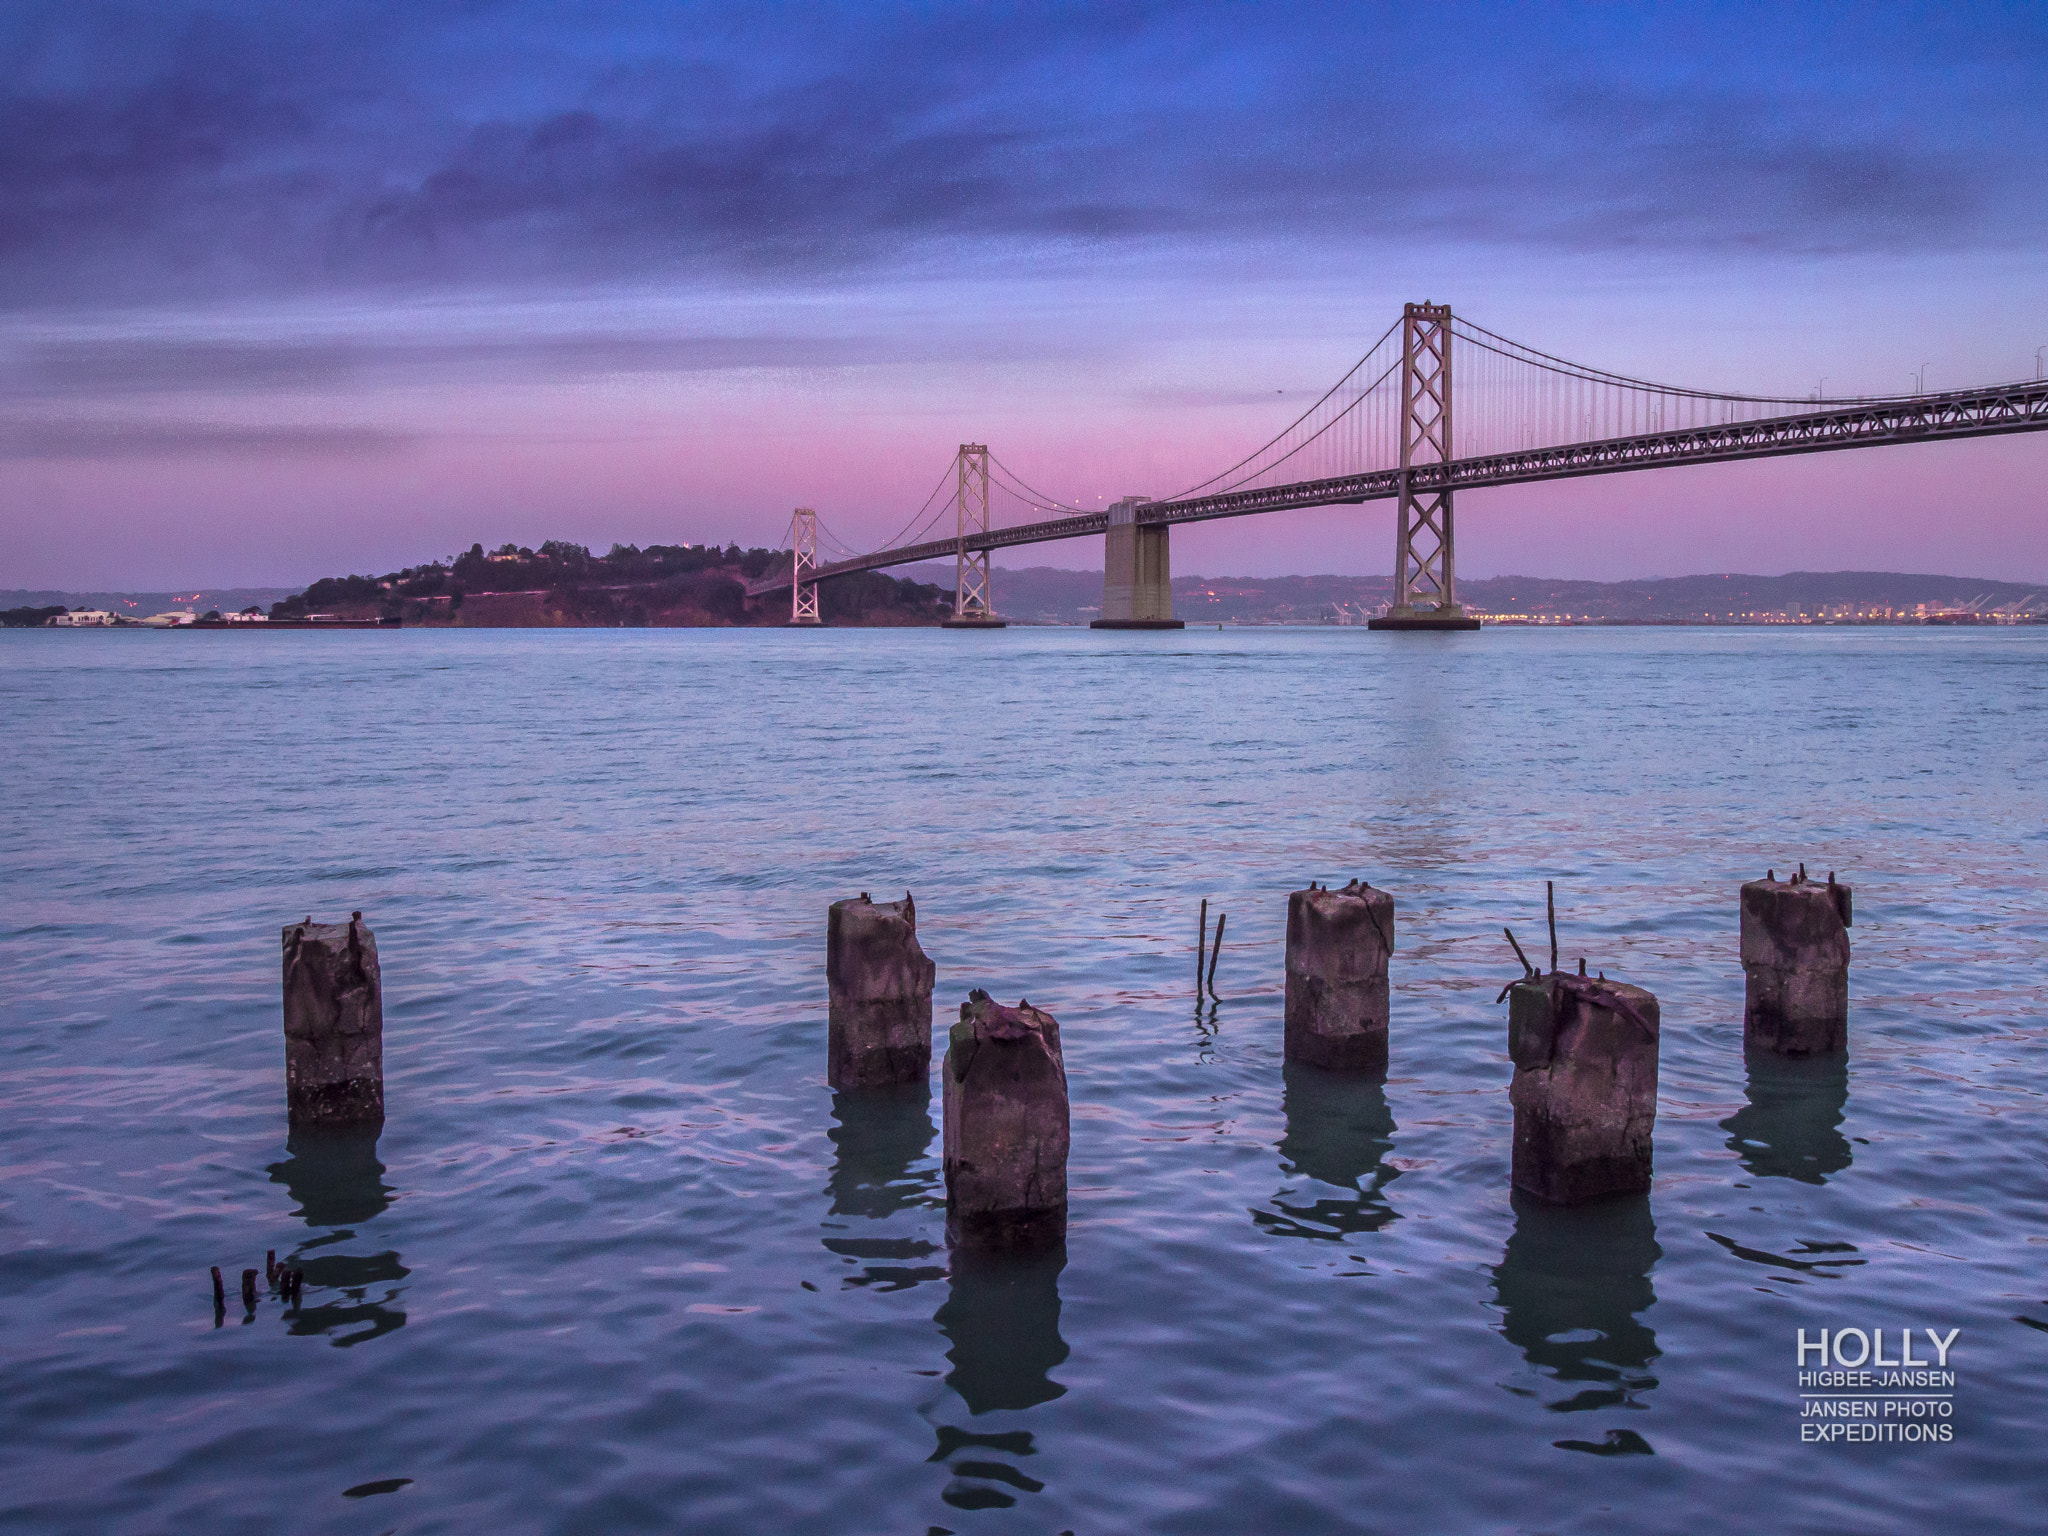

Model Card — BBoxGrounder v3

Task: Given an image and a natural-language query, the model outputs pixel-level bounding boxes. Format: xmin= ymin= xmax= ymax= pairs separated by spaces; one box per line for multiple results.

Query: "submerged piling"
xmin=1506 ymin=968 xmax=1660 ymax=1204
xmin=942 ymin=990 xmax=1069 ymax=1248
xmin=1740 ymin=866 xmax=1852 ymax=1057
xmin=827 ymin=892 xmax=937 ymax=1088
xmin=1284 ymin=879 xmax=1395 ymax=1071
xmin=282 ymin=912 xmax=384 ymax=1125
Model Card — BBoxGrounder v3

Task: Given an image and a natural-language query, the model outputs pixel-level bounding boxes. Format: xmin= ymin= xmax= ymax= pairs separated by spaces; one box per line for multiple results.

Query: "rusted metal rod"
xmin=1546 ymin=881 xmax=1558 ymax=974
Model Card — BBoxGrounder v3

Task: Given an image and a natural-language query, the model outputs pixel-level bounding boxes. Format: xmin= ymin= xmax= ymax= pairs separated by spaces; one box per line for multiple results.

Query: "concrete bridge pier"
xmin=1091 ymin=498 xmax=1184 ymax=630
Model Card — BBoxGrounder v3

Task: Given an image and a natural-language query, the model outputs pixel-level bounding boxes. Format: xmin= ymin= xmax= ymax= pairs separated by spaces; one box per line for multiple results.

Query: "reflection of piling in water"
xmin=827 ymin=893 xmax=937 ymax=1088
xmin=930 ymin=1246 xmax=1067 ymax=1512
xmin=267 ymin=1127 xmax=409 ymax=1346
xmin=1256 ymin=1061 xmax=1401 ymax=1241
xmin=1493 ymin=1192 xmax=1661 ymax=1415
xmin=1507 ymin=971 xmax=1659 ymax=1204
xmin=282 ymin=913 xmax=384 ymax=1125
xmin=943 ymin=991 xmax=1069 ymax=1249
xmin=1741 ymin=868 xmax=1852 ymax=1057
xmin=936 ymin=1246 xmax=1070 ymax=1414
xmin=269 ymin=1125 xmax=394 ymax=1228
xmin=827 ymin=1085 xmax=938 ymax=1219
xmin=1284 ymin=880 xmax=1394 ymax=1071
xmin=1722 ymin=1047 xmax=1852 ymax=1184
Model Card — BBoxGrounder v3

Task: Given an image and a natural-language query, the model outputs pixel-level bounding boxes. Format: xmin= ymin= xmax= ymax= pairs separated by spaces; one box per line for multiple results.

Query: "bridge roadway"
xmin=747 ymin=377 xmax=2048 ymax=596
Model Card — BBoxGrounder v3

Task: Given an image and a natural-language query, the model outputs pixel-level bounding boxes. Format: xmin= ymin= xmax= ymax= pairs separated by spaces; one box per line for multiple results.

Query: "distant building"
xmin=140 ymin=611 xmax=198 ymax=626
xmin=48 ymin=609 xmax=117 ymax=626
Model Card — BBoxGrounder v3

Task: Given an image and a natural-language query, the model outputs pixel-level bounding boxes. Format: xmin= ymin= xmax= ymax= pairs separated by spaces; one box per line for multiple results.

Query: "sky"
xmin=3 ymin=0 xmax=2046 ymax=589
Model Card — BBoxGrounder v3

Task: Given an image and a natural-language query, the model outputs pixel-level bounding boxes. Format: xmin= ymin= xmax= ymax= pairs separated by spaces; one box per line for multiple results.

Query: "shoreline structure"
xmin=7 ymin=558 xmax=2045 ymax=629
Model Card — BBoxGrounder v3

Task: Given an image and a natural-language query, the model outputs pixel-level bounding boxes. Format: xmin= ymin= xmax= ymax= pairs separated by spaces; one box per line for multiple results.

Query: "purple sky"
xmin=4 ymin=2 xmax=2046 ymax=589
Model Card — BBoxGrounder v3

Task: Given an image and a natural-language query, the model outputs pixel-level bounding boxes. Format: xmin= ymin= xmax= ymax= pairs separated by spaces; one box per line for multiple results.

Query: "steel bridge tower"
xmin=942 ymin=443 xmax=1006 ymax=628
xmin=1371 ymin=302 xmax=1479 ymax=631
xmin=789 ymin=507 xmax=820 ymax=625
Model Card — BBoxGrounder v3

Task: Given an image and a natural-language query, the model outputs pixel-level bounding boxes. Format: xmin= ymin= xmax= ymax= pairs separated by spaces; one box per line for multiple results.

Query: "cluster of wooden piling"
xmin=821 ymin=864 xmax=1854 ymax=1240
xmin=210 ymin=1251 xmax=304 ymax=1318
xmin=253 ymin=865 xmax=1852 ymax=1283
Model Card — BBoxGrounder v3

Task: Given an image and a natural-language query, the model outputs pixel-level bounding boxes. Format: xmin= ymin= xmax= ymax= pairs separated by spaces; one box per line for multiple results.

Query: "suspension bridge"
xmin=748 ymin=303 xmax=2048 ymax=630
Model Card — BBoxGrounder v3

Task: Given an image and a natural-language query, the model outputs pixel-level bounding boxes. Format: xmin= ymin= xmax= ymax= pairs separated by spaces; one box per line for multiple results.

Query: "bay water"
xmin=2 ymin=625 xmax=2043 ymax=1533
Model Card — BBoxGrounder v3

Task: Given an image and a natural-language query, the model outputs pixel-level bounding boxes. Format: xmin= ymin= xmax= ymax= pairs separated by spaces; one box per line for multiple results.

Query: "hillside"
xmin=11 ymin=564 xmax=2044 ymax=630
xmin=900 ymin=566 xmax=2048 ymax=624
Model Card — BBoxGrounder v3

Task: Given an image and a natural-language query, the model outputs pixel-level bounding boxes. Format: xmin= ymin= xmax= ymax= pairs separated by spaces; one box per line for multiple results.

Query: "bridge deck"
xmin=747 ymin=379 xmax=2048 ymax=595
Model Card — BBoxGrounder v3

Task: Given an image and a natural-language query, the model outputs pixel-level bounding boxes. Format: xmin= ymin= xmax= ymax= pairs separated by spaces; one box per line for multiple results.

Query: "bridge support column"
xmin=942 ymin=443 xmax=1007 ymax=629
xmin=1371 ymin=301 xmax=1480 ymax=632
xmin=789 ymin=507 xmax=820 ymax=625
xmin=1090 ymin=497 xmax=1183 ymax=630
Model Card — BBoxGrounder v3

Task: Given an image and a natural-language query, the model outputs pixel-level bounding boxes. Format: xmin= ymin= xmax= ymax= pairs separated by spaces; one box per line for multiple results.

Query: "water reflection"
xmin=1252 ymin=1062 xmax=1400 ymax=1243
xmin=928 ymin=1247 xmax=1068 ymax=1513
xmin=266 ymin=1127 xmax=408 ymax=1346
xmin=1492 ymin=1193 xmax=1661 ymax=1440
xmin=1721 ymin=1048 xmax=1852 ymax=1185
xmin=821 ymin=1086 xmax=944 ymax=1292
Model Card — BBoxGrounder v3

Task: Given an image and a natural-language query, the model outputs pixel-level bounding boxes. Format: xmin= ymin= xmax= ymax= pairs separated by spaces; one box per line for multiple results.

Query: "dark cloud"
xmin=2 ymin=330 xmax=1057 ymax=397
xmin=0 ymin=3 xmax=2040 ymax=311
xmin=0 ymin=419 xmax=412 ymax=458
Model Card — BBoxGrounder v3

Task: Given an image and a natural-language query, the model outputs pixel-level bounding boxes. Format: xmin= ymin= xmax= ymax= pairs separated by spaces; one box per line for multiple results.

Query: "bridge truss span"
xmin=1430 ymin=377 xmax=2048 ymax=495
xmin=745 ymin=308 xmax=2048 ymax=606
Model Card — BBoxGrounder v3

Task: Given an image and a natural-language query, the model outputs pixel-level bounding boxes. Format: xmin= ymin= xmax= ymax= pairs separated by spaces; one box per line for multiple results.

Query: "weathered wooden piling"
xmin=1284 ymin=879 xmax=1395 ymax=1071
xmin=942 ymin=990 xmax=1070 ymax=1248
xmin=240 ymin=1268 xmax=259 ymax=1307
xmin=1740 ymin=865 xmax=1852 ymax=1057
xmin=282 ymin=912 xmax=384 ymax=1125
xmin=827 ymin=892 xmax=937 ymax=1088
xmin=1507 ymin=967 xmax=1660 ymax=1204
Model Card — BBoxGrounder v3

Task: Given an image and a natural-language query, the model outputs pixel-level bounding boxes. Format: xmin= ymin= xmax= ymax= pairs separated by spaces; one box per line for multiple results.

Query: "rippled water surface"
xmin=4 ymin=625 xmax=2046 ymax=1534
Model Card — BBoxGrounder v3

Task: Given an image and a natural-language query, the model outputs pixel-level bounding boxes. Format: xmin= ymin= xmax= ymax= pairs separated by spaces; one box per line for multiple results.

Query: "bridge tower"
xmin=1371 ymin=302 xmax=1480 ymax=631
xmin=789 ymin=507 xmax=821 ymax=625
xmin=942 ymin=443 xmax=1006 ymax=628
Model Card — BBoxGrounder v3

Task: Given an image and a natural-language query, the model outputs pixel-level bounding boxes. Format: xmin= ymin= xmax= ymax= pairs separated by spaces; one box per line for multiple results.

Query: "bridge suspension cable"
xmin=750 ymin=301 xmax=2048 ymax=616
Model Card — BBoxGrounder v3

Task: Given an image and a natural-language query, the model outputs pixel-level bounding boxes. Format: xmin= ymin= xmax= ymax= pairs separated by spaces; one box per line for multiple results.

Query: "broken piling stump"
xmin=1506 ymin=967 xmax=1660 ymax=1204
xmin=282 ymin=913 xmax=384 ymax=1125
xmin=1741 ymin=866 xmax=1852 ymax=1057
xmin=1284 ymin=879 xmax=1395 ymax=1072
xmin=942 ymin=990 xmax=1069 ymax=1248
xmin=827 ymin=892 xmax=937 ymax=1088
